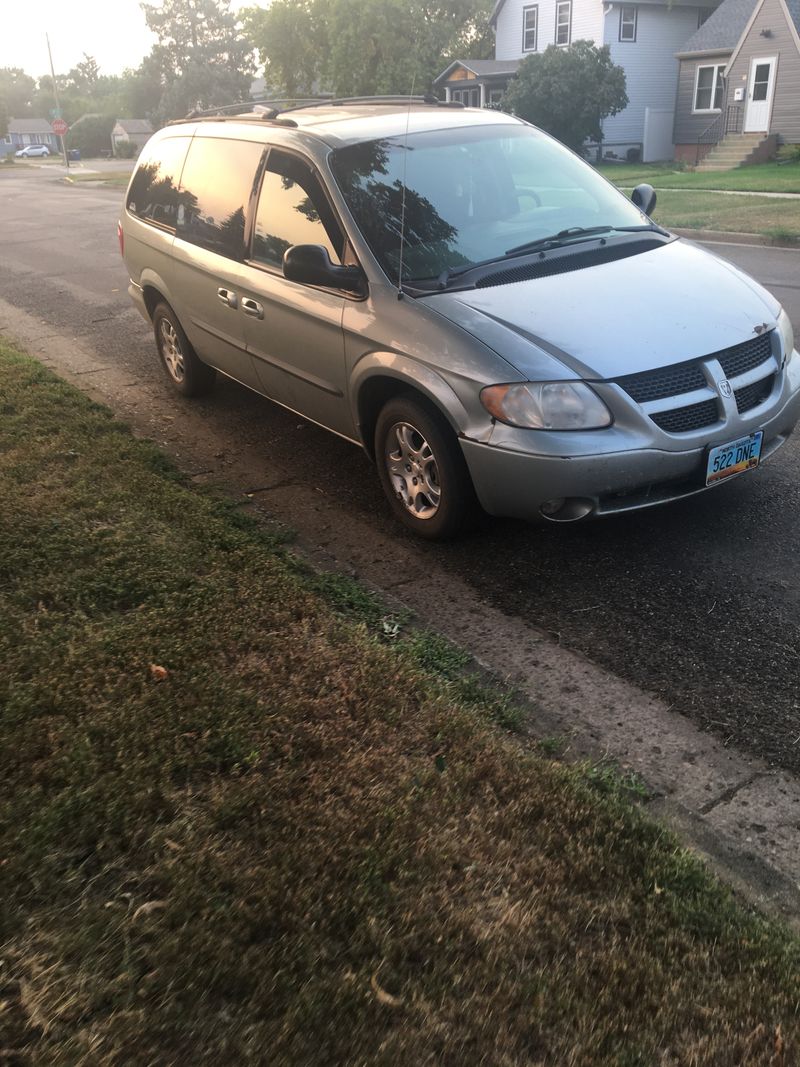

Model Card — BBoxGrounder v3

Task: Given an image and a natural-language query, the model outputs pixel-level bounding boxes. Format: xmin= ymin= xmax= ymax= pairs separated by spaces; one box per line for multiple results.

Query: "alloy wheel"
xmin=159 ymin=318 xmax=185 ymax=383
xmin=384 ymin=421 xmax=441 ymax=520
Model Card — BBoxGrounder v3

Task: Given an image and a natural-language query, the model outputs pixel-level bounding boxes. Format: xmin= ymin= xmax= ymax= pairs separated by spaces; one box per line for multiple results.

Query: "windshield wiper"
xmin=425 ymin=223 xmax=667 ymax=292
xmin=505 ymin=224 xmax=661 ymax=256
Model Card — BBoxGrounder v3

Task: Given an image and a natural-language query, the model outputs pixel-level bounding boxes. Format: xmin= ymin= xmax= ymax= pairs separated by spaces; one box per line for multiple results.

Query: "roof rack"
xmin=278 ymin=94 xmax=465 ymax=112
xmin=178 ymin=93 xmax=463 ymax=124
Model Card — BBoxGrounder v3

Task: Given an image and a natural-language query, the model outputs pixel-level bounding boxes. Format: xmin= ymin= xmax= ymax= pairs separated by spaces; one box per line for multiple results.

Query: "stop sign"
xmin=51 ymin=118 xmax=68 ymax=136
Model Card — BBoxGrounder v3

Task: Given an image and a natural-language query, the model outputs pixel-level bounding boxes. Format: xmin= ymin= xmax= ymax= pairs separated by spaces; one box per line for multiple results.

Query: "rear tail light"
xmin=117 ymin=221 xmax=124 ymax=257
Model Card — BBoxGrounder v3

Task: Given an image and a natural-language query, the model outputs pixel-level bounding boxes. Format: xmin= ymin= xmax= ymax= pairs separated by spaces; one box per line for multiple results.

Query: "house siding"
xmin=601 ymin=3 xmax=705 ymax=145
xmin=494 ymin=0 xmax=604 ymax=58
xmin=727 ymin=0 xmax=800 ymax=141
xmin=673 ymin=50 xmax=733 ymax=144
xmin=495 ymin=0 xmax=715 ymax=149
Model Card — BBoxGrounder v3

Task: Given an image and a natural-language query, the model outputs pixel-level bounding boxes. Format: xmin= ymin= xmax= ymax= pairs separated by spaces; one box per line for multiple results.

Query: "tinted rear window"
xmin=126 ymin=137 xmax=190 ymax=228
xmin=176 ymin=137 xmax=265 ymax=260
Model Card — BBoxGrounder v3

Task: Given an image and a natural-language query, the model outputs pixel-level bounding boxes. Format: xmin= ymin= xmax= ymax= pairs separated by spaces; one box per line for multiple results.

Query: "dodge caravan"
xmin=119 ymin=98 xmax=799 ymax=539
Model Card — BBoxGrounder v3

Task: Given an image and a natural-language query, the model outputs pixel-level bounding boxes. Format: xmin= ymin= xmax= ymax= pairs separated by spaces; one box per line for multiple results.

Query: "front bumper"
xmin=460 ymin=361 xmax=800 ymax=523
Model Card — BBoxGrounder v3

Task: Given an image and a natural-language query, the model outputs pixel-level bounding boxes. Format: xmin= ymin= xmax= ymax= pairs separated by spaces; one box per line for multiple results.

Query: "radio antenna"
xmin=396 ymin=75 xmax=416 ymax=300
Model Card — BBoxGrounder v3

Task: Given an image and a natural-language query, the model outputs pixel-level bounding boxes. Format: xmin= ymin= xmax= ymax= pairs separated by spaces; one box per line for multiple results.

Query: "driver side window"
xmin=252 ymin=150 xmax=344 ymax=270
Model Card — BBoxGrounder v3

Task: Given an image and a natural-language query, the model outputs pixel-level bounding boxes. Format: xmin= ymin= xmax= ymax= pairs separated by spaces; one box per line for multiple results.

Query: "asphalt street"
xmin=2 ymin=165 xmax=800 ymax=775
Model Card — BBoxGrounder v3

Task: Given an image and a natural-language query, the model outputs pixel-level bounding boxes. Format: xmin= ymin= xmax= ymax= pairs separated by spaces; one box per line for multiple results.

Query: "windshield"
xmin=329 ymin=124 xmax=649 ymax=286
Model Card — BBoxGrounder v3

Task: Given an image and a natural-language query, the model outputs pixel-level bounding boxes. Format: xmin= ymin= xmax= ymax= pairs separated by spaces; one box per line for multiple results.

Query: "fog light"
xmin=541 ymin=498 xmax=566 ymax=516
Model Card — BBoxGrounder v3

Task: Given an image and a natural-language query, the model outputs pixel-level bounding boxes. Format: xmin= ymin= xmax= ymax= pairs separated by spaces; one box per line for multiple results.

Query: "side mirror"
xmin=283 ymin=244 xmax=365 ymax=293
xmin=631 ymin=183 xmax=657 ymax=217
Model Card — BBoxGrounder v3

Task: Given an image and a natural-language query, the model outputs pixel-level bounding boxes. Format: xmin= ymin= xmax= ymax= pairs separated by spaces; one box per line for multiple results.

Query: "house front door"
xmin=743 ymin=56 xmax=777 ymax=132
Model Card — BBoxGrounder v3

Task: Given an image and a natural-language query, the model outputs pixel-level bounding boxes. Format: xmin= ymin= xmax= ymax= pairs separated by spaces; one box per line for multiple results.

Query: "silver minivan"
xmin=120 ymin=99 xmax=799 ymax=539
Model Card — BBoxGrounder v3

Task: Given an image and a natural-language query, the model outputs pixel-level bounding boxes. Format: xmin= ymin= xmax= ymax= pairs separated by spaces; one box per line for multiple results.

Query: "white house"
xmin=435 ymin=0 xmax=719 ymax=161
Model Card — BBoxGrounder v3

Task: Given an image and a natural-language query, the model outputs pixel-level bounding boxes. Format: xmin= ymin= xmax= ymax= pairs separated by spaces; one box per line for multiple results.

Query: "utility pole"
xmin=46 ymin=33 xmax=69 ymax=169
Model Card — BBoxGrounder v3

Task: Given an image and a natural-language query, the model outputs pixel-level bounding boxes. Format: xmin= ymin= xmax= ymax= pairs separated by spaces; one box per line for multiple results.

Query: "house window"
xmin=693 ymin=63 xmax=725 ymax=111
xmin=619 ymin=5 xmax=637 ymax=41
xmin=555 ymin=0 xmax=572 ymax=45
xmin=522 ymin=5 xmax=538 ymax=51
xmin=488 ymin=89 xmax=504 ymax=105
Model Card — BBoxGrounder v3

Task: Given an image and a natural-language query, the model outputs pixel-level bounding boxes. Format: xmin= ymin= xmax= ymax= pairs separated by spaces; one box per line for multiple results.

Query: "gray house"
xmin=434 ymin=59 xmax=522 ymax=107
xmin=0 ymin=118 xmax=59 ymax=159
xmin=111 ymin=119 xmax=154 ymax=155
xmin=673 ymin=0 xmax=800 ymax=165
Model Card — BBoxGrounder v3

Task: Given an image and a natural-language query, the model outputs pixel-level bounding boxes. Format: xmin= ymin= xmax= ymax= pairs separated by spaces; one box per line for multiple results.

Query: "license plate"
xmin=706 ymin=431 xmax=763 ymax=485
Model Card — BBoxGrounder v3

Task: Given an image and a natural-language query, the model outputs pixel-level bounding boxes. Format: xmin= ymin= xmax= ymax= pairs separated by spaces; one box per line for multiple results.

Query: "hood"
xmin=427 ymin=238 xmax=781 ymax=381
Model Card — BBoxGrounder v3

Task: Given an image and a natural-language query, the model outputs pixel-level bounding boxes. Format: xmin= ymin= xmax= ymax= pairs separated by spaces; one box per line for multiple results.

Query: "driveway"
xmin=1 ymin=167 xmax=799 ymax=778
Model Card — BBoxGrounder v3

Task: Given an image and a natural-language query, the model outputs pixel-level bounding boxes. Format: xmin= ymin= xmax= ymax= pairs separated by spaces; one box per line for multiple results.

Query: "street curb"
xmin=672 ymin=227 xmax=800 ymax=248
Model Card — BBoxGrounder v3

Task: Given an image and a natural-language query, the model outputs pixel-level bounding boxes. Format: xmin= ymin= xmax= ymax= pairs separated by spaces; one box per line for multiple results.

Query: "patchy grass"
xmin=651 ymin=190 xmax=800 ymax=240
xmin=2 ymin=339 xmax=800 ymax=1065
xmin=598 ymin=160 xmax=800 ymax=193
xmin=67 ymin=171 xmax=133 ymax=188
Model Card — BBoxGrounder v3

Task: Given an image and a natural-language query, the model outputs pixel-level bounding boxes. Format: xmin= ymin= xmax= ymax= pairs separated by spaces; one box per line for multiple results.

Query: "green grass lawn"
xmin=2 ymin=340 xmax=800 ymax=1064
xmin=597 ymin=160 xmax=800 ymax=193
xmin=651 ymin=189 xmax=800 ymax=240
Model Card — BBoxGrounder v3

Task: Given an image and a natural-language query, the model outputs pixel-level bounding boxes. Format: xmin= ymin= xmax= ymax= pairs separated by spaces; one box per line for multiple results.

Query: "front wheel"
xmin=375 ymin=395 xmax=480 ymax=540
xmin=153 ymin=302 xmax=216 ymax=397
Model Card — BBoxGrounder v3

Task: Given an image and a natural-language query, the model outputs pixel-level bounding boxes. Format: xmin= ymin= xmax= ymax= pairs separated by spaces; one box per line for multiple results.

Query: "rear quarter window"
xmin=126 ymin=137 xmax=191 ymax=229
xmin=175 ymin=137 xmax=265 ymax=260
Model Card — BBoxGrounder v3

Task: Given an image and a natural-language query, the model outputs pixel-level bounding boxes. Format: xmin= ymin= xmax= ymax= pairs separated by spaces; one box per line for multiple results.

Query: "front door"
xmin=744 ymin=56 xmax=776 ymax=132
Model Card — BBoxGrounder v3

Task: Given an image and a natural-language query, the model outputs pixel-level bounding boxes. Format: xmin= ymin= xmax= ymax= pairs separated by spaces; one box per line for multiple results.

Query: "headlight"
xmin=778 ymin=308 xmax=795 ymax=365
xmin=480 ymin=381 xmax=612 ymax=430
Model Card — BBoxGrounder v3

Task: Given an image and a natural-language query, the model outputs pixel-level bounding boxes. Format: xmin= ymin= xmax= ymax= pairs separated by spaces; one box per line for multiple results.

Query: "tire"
xmin=153 ymin=301 xmax=216 ymax=397
xmin=375 ymin=394 xmax=480 ymax=540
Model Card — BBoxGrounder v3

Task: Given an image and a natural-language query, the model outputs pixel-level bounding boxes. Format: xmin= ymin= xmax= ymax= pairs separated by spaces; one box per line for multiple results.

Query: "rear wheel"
xmin=153 ymin=302 xmax=216 ymax=397
xmin=375 ymin=394 xmax=479 ymax=540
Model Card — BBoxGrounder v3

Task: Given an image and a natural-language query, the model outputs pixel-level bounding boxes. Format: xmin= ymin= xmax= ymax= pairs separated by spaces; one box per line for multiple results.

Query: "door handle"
xmin=217 ymin=287 xmax=238 ymax=309
xmin=241 ymin=297 xmax=264 ymax=320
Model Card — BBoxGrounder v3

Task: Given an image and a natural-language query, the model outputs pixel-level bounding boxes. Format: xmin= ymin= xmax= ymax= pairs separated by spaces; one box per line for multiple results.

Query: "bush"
xmin=501 ymin=41 xmax=627 ymax=154
xmin=114 ymin=139 xmax=138 ymax=159
xmin=777 ymin=143 xmax=800 ymax=164
xmin=65 ymin=113 xmax=116 ymax=159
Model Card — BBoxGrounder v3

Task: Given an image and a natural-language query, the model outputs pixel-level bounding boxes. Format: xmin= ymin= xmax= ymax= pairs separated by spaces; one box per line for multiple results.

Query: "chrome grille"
xmin=735 ymin=375 xmax=774 ymax=414
xmin=651 ymin=400 xmax=719 ymax=434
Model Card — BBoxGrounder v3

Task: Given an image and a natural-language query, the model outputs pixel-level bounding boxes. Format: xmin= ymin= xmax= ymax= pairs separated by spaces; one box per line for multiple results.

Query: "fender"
xmin=138 ymin=268 xmax=177 ymax=318
xmin=349 ymin=350 xmax=491 ymax=444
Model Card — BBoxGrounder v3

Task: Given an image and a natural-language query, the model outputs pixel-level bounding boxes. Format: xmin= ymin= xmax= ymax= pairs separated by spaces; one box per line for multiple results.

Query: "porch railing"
xmin=695 ymin=105 xmax=743 ymax=165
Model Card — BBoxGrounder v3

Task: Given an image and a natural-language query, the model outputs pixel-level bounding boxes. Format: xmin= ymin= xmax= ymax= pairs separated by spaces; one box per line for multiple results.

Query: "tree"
xmin=501 ymin=41 xmax=627 ymax=153
xmin=141 ymin=0 xmax=255 ymax=121
xmin=0 ymin=68 xmax=36 ymax=118
xmin=0 ymin=97 xmax=7 ymax=139
xmin=241 ymin=0 xmax=494 ymax=99
xmin=242 ymin=0 xmax=324 ymax=97
xmin=65 ymin=54 xmax=101 ymax=94
xmin=66 ymin=113 xmax=117 ymax=157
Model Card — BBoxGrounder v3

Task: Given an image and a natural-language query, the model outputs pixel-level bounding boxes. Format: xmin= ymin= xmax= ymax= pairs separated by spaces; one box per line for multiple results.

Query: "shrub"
xmin=65 ymin=113 xmax=116 ymax=158
xmin=114 ymin=139 xmax=138 ymax=159
xmin=776 ymin=143 xmax=800 ymax=164
xmin=501 ymin=41 xmax=627 ymax=154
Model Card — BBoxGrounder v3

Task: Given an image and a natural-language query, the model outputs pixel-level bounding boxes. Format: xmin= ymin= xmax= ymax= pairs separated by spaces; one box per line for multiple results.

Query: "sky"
xmin=2 ymin=0 xmax=268 ymax=79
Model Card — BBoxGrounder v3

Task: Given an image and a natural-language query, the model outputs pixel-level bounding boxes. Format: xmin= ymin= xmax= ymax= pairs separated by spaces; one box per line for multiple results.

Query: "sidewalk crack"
xmin=699 ymin=771 xmax=764 ymax=815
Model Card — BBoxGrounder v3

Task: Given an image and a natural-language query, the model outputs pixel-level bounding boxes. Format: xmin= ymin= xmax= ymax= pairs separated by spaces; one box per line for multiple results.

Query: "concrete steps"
xmin=696 ymin=133 xmax=775 ymax=171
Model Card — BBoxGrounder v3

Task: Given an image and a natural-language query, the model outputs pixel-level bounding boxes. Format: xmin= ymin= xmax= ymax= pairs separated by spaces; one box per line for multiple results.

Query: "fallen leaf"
xmin=131 ymin=900 xmax=167 ymax=924
xmin=370 ymin=971 xmax=403 ymax=1008
xmin=149 ymin=664 xmax=169 ymax=682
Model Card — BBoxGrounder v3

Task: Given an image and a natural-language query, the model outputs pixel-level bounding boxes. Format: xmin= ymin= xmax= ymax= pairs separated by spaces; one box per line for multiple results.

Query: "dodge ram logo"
xmin=718 ymin=379 xmax=733 ymax=398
